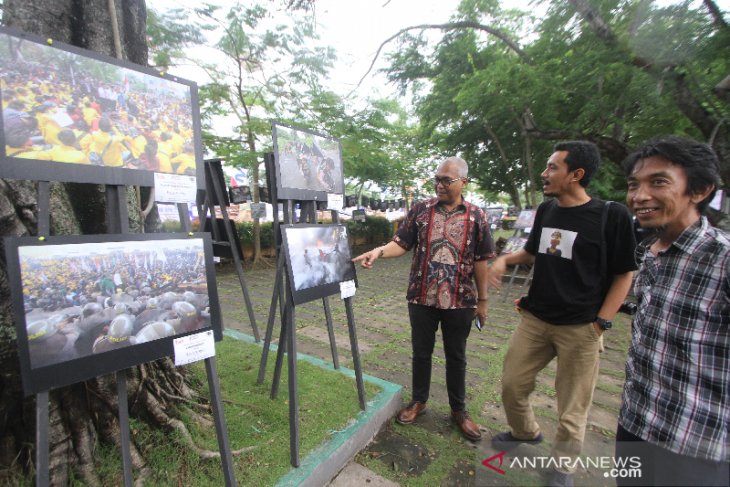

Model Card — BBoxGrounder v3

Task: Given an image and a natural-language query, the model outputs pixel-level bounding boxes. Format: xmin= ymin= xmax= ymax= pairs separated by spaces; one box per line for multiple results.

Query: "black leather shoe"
xmin=491 ymin=431 xmax=543 ymax=451
xmin=396 ymin=401 xmax=426 ymax=425
xmin=451 ymin=410 xmax=482 ymax=441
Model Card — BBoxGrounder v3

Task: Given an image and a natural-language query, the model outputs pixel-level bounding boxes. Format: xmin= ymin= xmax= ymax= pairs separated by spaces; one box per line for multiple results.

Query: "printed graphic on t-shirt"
xmin=538 ymin=226 xmax=577 ymax=259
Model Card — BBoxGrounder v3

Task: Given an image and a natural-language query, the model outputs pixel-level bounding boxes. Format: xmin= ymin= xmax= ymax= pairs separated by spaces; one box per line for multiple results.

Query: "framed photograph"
xmin=271 ymin=122 xmax=344 ymax=201
xmin=486 ymin=209 xmax=503 ymax=226
xmin=500 ymin=236 xmax=528 ymax=255
xmin=4 ymin=233 xmax=221 ymax=395
xmin=514 ymin=210 xmax=537 ymax=229
xmin=229 ymin=185 xmax=251 ymax=204
xmin=281 ymin=225 xmax=357 ymax=305
xmin=0 ymin=26 xmax=204 ymax=188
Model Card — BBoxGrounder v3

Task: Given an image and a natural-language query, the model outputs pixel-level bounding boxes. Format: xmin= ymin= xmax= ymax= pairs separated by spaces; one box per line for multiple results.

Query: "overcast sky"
xmin=312 ymin=0 xmax=463 ymax=98
xmin=153 ymin=0 xmax=509 ymax=99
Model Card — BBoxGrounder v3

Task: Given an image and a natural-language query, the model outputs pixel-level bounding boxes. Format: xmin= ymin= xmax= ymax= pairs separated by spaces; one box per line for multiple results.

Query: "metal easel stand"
xmin=33 ymin=182 xmax=236 ymax=486
xmin=500 ymin=227 xmax=534 ymax=303
xmin=253 ymin=153 xmax=366 ymax=466
xmin=200 ymin=158 xmax=260 ymax=341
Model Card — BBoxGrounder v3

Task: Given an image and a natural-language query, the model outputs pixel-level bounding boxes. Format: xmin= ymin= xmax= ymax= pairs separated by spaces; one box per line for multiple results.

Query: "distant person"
xmin=616 ymin=136 xmax=729 ymax=487
xmin=488 ymin=141 xmax=637 ymax=487
xmin=79 ymin=117 xmax=126 ymax=167
xmin=353 ymin=156 xmax=493 ymax=442
xmin=35 ymin=129 xmax=88 ymax=164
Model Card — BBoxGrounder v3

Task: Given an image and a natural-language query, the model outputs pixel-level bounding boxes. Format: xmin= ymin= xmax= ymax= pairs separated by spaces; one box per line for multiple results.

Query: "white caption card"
xmin=174 ymin=330 xmax=215 ymax=366
xmin=340 ymin=280 xmax=356 ymax=299
xmin=154 ymin=173 xmax=197 ymax=203
xmin=327 ymin=193 xmax=343 ymax=210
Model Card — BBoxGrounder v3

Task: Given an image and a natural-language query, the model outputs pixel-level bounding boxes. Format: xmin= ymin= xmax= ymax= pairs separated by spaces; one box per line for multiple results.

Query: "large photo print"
xmin=272 ymin=122 xmax=344 ymax=201
xmin=282 ymin=225 xmax=356 ymax=305
xmin=0 ymin=26 xmax=203 ymax=187
xmin=4 ymin=233 xmax=221 ymax=395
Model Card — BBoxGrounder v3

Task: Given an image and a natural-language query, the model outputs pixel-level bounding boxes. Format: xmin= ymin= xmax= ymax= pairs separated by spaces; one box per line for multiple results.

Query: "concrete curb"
xmin=223 ymin=329 xmax=402 ymax=487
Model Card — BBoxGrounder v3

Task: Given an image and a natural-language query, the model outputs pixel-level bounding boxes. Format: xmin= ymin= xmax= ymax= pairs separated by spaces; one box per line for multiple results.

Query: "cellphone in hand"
xmin=473 ymin=315 xmax=482 ymax=331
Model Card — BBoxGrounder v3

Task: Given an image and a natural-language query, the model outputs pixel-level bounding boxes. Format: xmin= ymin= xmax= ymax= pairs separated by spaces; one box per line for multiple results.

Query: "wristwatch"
xmin=595 ymin=317 xmax=612 ymax=330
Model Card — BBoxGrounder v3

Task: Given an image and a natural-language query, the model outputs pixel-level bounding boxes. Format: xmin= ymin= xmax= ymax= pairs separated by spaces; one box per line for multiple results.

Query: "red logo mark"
xmin=482 ymin=451 xmax=506 ymax=475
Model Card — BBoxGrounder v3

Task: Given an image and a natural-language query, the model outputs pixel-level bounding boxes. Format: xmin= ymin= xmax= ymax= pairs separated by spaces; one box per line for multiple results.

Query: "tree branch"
xmin=703 ymin=0 xmax=728 ymax=32
xmin=351 ymin=21 xmax=530 ymax=95
xmin=525 ymin=128 xmax=630 ymax=165
xmin=568 ymin=0 xmax=663 ymax=70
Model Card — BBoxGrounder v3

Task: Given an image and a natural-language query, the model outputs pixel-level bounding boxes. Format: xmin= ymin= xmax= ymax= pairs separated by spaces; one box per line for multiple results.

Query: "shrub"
xmin=235 ymin=221 xmax=275 ymax=249
xmin=346 ymin=215 xmax=395 ymax=245
xmin=223 ymin=216 xmax=396 ymax=253
xmin=161 ymin=220 xmax=183 ymax=232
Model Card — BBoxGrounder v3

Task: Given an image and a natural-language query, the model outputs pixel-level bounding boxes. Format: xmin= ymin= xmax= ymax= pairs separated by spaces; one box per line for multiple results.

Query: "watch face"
xmin=597 ymin=318 xmax=612 ymax=330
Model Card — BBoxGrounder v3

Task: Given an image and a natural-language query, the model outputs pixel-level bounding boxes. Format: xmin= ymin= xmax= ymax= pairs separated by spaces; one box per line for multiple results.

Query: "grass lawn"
xmin=86 ymin=336 xmax=381 ymax=486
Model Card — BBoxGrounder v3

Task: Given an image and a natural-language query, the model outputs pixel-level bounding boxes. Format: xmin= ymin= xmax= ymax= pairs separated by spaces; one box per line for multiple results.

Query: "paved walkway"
xmin=216 ymin=248 xmax=631 ymax=486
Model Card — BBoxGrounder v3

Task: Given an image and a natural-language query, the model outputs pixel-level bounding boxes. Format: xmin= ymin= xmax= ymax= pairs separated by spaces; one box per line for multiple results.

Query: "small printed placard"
xmin=174 ymin=330 xmax=215 ymax=366
xmin=340 ymin=279 xmax=356 ymax=299
xmin=327 ymin=193 xmax=343 ymax=210
xmin=250 ymin=202 xmax=267 ymax=219
xmin=154 ymin=173 xmax=197 ymax=203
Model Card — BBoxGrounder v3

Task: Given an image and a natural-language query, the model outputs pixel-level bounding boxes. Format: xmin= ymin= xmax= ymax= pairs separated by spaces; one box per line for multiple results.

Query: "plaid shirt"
xmin=393 ymin=197 xmax=494 ymax=309
xmin=619 ymin=217 xmax=730 ymax=461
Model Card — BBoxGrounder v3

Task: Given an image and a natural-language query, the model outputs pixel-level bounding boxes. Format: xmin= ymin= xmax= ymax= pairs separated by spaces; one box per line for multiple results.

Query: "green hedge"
xmin=345 ymin=215 xmax=395 ymax=245
xmin=164 ymin=216 xmax=397 ymax=252
xmin=236 ymin=221 xmax=275 ymax=249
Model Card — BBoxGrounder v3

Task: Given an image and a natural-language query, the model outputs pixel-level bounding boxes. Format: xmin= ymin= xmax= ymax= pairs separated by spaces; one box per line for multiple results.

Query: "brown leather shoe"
xmin=451 ymin=410 xmax=482 ymax=441
xmin=396 ymin=401 xmax=427 ymax=425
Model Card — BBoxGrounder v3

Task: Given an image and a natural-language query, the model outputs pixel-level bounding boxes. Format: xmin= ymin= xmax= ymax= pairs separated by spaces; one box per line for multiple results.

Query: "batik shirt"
xmin=393 ymin=197 xmax=494 ymax=309
xmin=619 ymin=217 xmax=730 ymax=461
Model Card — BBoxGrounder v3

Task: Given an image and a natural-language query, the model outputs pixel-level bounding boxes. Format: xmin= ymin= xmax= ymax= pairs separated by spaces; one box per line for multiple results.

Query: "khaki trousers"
xmin=501 ymin=310 xmax=600 ymax=472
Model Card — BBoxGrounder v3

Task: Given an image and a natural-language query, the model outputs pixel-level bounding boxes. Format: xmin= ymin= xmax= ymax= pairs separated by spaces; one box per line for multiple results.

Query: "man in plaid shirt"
xmin=618 ymin=136 xmax=730 ymax=486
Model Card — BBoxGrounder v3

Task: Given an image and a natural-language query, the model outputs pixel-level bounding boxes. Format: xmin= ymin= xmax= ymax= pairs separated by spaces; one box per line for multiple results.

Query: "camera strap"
xmin=599 ymin=200 xmax=612 ymax=294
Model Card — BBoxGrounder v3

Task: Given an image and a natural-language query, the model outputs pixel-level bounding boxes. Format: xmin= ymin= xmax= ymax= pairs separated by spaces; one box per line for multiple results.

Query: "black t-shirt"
xmin=520 ymin=198 xmax=637 ymax=324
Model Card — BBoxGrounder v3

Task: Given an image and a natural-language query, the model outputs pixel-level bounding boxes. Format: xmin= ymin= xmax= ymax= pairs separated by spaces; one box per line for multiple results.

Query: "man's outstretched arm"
xmin=352 ymin=241 xmax=407 ymax=269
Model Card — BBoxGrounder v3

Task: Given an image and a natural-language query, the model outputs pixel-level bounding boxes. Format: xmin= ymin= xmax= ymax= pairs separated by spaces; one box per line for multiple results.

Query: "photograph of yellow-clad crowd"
xmin=0 ymin=28 xmax=197 ymax=178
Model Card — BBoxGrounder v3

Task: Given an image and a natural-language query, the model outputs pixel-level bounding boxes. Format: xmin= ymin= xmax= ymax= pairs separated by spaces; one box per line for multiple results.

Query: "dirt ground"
xmin=216 ymin=247 xmax=633 ymax=487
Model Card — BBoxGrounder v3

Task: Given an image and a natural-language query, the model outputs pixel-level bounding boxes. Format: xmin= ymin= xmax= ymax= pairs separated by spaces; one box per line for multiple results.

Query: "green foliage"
xmin=384 ymin=0 xmax=730 ymax=199
xmin=235 ymin=220 xmax=274 ymax=249
xmin=160 ymin=220 xmax=183 ymax=233
xmin=232 ymin=216 xmax=394 ymax=251
xmin=146 ymin=7 xmax=209 ymax=70
xmin=345 ymin=216 xmax=395 ymax=245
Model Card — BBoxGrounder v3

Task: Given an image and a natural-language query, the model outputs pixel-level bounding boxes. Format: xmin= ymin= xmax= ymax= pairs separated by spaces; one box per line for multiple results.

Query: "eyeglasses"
xmin=433 ymin=176 xmax=465 ymax=187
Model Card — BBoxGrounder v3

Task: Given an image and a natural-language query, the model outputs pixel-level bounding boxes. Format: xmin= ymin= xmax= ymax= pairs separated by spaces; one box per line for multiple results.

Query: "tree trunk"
xmin=0 ymin=2 xmax=200 ymax=485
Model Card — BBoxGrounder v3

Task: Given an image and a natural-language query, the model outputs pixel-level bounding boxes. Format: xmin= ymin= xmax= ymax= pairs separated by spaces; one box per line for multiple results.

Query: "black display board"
xmin=271 ymin=122 xmax=344 ymax=201
xmin=280 ymin=224 xmax=357 ymax=305
xmin=4 ymin=232 xmax=222 ymax=395
xmin=0 ymin=26 xmax=204 ymax=188
xmin=229 ymin=185 xmax=251 ymax=204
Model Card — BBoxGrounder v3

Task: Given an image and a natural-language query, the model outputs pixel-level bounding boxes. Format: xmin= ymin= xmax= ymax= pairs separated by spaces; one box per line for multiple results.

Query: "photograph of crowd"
xmin=273 ymin=123 xmax=343 ymax=198
xmin=283 ymin=225 xmax=356 ymax=304
xmin=0 ymin=28 xmax=198 ymax=182
xmin=14 ymin=237 xmax=214 ymax=370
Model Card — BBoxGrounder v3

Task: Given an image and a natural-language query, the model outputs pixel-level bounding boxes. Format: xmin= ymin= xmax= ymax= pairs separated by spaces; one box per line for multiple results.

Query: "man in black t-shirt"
xmin=488 ymin=141 xmax=637 ymax=487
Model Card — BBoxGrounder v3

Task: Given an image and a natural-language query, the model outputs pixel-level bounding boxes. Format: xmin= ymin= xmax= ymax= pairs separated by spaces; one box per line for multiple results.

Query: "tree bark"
xmin=0 ymin=2 xmax=200 ymax=485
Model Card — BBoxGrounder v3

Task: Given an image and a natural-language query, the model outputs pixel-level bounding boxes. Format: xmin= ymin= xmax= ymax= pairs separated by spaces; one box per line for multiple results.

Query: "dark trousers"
xmin=408 ymin=303 xmax=474 ymax=412
xmin=615 ymin=424 xmax=730 ymax=486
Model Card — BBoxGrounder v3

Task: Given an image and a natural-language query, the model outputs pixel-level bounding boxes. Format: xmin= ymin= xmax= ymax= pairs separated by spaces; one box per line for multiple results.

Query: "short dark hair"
xmin=553 ymin=141 xmax=601 ymax=187
xmin=98 ymin=117 xmax=112 ymax=132
xmin=57 ymin=129 xmax=76 ymax=146
xmin=622 ymin=136 xmax=720 ymax=212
